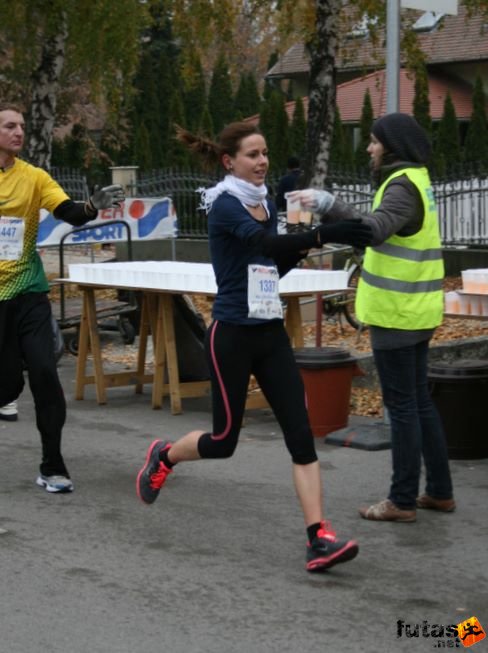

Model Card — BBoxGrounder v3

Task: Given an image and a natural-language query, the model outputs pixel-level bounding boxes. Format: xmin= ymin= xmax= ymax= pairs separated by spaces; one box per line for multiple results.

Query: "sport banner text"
xmin=37 ymin=197 xmax=177 ymax=247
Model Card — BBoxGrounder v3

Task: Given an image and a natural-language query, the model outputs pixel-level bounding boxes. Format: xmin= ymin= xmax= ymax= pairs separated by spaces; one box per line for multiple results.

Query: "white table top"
xmin=66 ymin=261 xmax=349 ymax=296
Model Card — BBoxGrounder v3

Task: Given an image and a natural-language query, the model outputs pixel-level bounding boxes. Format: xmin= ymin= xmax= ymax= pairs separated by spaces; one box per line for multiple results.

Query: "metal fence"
xmin=129 ymin=168 xmax=221 ymax=238
xmin=51 ymin=167 xmax=488 ymax=246
xmin=434 ymin=177 xmax=488 ymax=246
xmin=50 ymin=167 xmax=90 ymax=201
xmin=327 ymin=175 xmax=488 ymax=246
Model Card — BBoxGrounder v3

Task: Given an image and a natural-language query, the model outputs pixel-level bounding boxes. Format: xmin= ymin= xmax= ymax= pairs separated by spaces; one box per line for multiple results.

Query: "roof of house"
xmin=245 ymin=68 xmax=477 ymax=125
xmin=266 ymin=5 xmax=488 ymax=79
xmin=335 ymin=68 xmax=475 ymax=121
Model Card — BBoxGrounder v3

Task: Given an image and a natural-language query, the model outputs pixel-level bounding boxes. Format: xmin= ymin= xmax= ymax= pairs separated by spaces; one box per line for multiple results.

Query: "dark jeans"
xmin=373 ymin=340 xmax=453 ymax=509
xmin=0 ymin=292 xmax=68 ymax=477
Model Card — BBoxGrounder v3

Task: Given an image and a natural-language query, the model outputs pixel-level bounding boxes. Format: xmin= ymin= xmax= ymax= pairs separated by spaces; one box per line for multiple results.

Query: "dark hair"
xmin=175 ymin=121 xmax=263 ymax=170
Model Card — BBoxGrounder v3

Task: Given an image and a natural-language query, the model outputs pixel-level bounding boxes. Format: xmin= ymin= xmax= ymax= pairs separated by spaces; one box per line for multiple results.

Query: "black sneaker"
xmin=136 ymin=440 xmax=173 ymax=505
xmin=306 ymin=521 xmax=359 ymax=572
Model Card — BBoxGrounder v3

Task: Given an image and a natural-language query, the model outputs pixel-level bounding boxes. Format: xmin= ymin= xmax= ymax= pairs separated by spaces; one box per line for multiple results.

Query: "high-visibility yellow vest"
xmin=355 ymin=167 xmax=444 ymax=329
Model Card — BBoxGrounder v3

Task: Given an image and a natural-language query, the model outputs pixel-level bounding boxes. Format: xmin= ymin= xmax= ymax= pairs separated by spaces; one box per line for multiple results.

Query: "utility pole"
xmin=387 ymin=0 xmax=459 ymax=114
xmin=386 ymin=0 xmax=400 ymax=114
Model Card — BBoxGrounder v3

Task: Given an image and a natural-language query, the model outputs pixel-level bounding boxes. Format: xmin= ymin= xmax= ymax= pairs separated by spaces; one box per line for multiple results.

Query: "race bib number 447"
xmin=0 ymin=217 xmax=25 ymax=261
xmin=247 ymin=264 xmax=283 ymax=320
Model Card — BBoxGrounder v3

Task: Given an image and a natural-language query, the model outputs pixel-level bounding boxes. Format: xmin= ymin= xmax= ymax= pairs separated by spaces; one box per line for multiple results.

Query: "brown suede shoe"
xmin=416 ymin=494 xmax=456 ymax=512
xmin=359 ymin=499 xmax=416 ymax=522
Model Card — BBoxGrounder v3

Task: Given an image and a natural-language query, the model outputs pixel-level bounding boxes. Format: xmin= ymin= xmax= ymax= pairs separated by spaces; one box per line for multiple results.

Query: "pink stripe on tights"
xmin=209 ymin=321 xmax=232 ymax=441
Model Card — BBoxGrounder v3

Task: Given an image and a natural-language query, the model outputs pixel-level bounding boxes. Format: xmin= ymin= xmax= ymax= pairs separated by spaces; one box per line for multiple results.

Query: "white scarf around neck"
xmin=198 ymin=175 xmax=268 ymax=214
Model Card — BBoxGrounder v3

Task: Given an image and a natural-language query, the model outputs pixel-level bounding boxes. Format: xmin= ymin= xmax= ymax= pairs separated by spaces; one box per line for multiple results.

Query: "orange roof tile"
xmin=245 ymin=68 xmax=477 ymax=124
xmin=336 ymin=68 xmax=475 ymax=121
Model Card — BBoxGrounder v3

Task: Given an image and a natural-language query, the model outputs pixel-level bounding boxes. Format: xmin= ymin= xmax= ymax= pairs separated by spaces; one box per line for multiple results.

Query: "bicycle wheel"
xmin=322 ymin=292 xmax=343 ymax=321
xmin=342 ymin=264 xmax=365 ymax=330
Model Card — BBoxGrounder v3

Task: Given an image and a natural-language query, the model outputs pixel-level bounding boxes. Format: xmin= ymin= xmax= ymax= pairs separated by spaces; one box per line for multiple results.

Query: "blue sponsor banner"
xmin=37 ymin=197 xmax=177 ymax=247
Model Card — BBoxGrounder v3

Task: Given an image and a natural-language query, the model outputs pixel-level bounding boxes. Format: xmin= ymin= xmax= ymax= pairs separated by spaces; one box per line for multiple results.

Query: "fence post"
xmin=110 ymin=166 xmax=139 ymax=197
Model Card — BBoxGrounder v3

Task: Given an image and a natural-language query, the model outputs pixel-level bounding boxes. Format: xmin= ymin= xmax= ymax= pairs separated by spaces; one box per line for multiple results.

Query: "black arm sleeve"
xmin=53 ymin=199 xmax=98 ymax=227
xmin=275 ymin=250 xmax=309 ymax=277
xmin=248 ymin=229 xmax=318 ymax=258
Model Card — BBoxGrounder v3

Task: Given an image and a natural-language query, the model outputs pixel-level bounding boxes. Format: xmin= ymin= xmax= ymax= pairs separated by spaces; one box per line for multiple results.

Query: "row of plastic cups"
xmin=445 ymin=291 xmax=488 ymax=316
xmin=461 ymin=269 xmax=488 ymax=294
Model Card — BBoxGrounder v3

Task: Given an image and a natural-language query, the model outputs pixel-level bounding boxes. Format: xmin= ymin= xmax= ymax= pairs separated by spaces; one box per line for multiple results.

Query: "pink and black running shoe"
xmin=136 ymin=439 xmax=173 ymax=505
xmin=306 ymin=521 xmax=359 ymax=572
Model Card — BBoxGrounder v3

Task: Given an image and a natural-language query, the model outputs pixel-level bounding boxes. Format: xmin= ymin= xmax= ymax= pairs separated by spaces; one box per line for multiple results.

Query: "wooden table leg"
xmin=160 ymin=294 xmax=182 ymax=415
xmin=135 ymin=293 xmax=150 ymax=395
xmin=75 ymin=290 xmax=90 ymax=400
xmin=86 ymin=288 xmax=107 ymax=404
xmin=150 ymin=293 xmax=165 ymax=409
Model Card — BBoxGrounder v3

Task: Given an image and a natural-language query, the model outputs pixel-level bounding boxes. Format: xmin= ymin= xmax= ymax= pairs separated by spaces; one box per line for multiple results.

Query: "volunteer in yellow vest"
xmin=291 ymin=112 xmax=455 ymax=522
xmin=0 ymin=102 xmax=125 ymax=493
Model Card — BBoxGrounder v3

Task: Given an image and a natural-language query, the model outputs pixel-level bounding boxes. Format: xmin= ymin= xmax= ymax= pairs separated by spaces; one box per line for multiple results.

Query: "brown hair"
xmin=0 ymin=102 xmax=24 ymax=115
xmin=175 ymin=121 xmax=263 ymax=170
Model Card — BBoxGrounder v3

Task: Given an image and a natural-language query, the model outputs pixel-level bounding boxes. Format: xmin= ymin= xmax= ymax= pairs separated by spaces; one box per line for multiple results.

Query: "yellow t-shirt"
xmin=0 ymin=158 xmax=69 ymax=300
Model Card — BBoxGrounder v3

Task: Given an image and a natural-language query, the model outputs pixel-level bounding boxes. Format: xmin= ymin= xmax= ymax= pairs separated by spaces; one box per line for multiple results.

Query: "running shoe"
xmin=136 ymin=439 xmax=173 ymax=505
xmin=0 ymin=401 xmax=18 ymax=422
xmin=36 ymin=474 xmax=74 ymax=493
xmin=306 ymin=521 xmax=359 ymax=572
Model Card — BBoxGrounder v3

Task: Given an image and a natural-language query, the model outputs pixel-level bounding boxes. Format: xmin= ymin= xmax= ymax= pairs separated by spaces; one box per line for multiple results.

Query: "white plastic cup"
xmin=480 ymin=269 xmax=488 ymax=294
xmin=461 ymin=269 xmax=474 ymax=293
xmin=481 ymin=295 xmax=488 ymax=316
xmin=444 ymin=291 xmax=460 ymax=314
xmin=472 ymin=270 xmax=484 ymax=293
xmin=470 ymin=296 xmax=482 ymax=316
xmin=285 ymin=192 xmax=301 ymax=225
xmin=458 ymin=293 xmax=471 ymax=315
xmin=461 ymin=268 xmax=488 ymax=294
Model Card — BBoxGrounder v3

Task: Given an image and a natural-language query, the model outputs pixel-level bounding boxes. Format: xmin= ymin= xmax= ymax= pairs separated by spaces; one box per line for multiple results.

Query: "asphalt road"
xmin=1 ymin=352 xmax=487 ymax=653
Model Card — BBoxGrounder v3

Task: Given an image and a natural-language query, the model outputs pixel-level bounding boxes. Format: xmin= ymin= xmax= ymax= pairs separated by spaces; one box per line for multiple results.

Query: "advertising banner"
xmin=37 ymin=197 xmax=177 ymax=247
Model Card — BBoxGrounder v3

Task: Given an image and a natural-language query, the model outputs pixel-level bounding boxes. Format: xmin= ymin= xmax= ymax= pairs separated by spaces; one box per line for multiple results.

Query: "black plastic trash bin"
xmin=428 ymin=359 xmax=488 ymax=459
xmin=294 ymin=347 xmax=363 ymax=437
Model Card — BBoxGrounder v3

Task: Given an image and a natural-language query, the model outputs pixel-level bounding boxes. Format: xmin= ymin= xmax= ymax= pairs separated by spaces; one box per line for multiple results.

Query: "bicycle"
xmin=301 ymin=244 xmax=365 ymax=331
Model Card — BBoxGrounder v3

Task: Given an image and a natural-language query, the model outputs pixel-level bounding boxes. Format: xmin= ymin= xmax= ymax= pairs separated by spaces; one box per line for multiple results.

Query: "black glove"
xmin=317 ymin=219 xmax=373 ymax=249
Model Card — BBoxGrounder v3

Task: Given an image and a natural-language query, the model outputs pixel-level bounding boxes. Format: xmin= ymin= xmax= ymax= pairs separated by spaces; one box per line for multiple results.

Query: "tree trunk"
xmin=303 ymin=0 xmax=340 ymax=188
xmin=26 ymin=11 xmax=68 ymax=169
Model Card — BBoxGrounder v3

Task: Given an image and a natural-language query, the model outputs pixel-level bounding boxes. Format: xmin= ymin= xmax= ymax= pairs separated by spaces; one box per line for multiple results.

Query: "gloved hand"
xmin=88 ymin=184 xmax=125 ymax=211
xmin=318 ymin=219 xmax=373 ymax=249
xmin=288 ymin=189 xmax=335 ymax=214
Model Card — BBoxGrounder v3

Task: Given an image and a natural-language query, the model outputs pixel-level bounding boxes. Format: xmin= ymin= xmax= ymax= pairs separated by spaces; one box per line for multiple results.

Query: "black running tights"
xmin=198 ymin=320 xmax=317 ymax=465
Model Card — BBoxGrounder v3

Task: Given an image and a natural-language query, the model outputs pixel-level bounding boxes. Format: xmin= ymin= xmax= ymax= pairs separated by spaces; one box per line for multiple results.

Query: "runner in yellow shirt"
xmin=0 ymin=102 xmax=124 ymax=493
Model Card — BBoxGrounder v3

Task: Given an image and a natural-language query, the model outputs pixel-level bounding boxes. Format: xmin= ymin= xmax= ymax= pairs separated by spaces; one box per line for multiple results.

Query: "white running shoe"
xmin=0 ymin=400 xmax=18 ymax=422
xmin=36 ymin=474 xmax=74 ymax=493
